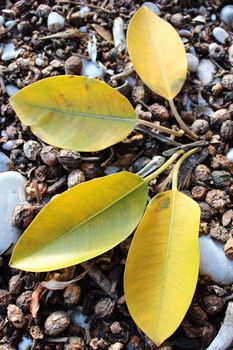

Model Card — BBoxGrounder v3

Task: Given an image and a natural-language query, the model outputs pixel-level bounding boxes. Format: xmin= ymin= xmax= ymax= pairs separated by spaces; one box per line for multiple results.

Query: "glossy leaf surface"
xmin=10 ymin=76 xmax=137 ymax=152
xmin=10 ymin=172 xmax=148 ymax=272
xmin=124 ymin=190 xmax=200 ymax=345
xmin=127 ymin=7 xmax=187 ymax=100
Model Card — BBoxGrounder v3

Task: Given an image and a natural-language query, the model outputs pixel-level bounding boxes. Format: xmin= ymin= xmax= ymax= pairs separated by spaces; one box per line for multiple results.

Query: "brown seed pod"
xmin=203 ymin=295 xmax=224 ymax=315
xmin=94 ymin=298 xmax=115 ymax=319
xmin=65 ymin=56 xmax=83 ymax=75
xmin=0 ymin=290 xmax=11 ymax=313
xmin=12 ymin=202 xmax=35 ymax=229
xmin=7 ymin=304 xmax=25 ymax=329
xmin=63 ymin=285 xmax=81 ymax=306
xmin=44 ymin=311 xmax=70 ymax=336
xmin=224 ymin=238 xmax=233 ymax=259
xmin=8 ymin=274 xmax=23 ymax=296
xmin=40 ymin=146 xmax=58 ymax=166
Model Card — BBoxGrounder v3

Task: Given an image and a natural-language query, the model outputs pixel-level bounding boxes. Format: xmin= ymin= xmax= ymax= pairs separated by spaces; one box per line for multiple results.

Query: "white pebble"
xmin=5 ymin=20 xmax=16 ymax=28
xmin=81 ymin=60 xmax=105 ymax=78
xmin=226 ymin=148 xmax=233 ymax=163
xmin=18 ymin=336 xmax=33 ymax=350
xmin=6 ymin=84 xmax=19 ymax=97
xmin=0 ymin=152 xmax=13 ymax=172
xmin=1 ymin=42 xmax=22 ymax=61
xmin=2 ymin=140 xmax=16 ymax=151
xmin=197 ymin=59 xmax=216 ymax=84
xmin=0 ymin=171 xmax=26 ymax=254
xmin=113 ymin=17 xmax=126 ymax=53
xmin=79 ymin=6 xmax=90 ymax=16
xmin=0 ymin=15 xmax=5 ymax=26
xmin=229 ymin=44 xmax=233 ymax=65
xmin=187 ymin=53 xmax=199 ymax=73
xmin=71 ymin=309 xmax=90 ymax=329
xmin=208 ymin=42 xmax=221 ymax=55
xmin=199 ymin=235 xmax=233 ymax=285
xmin=142 ymin=2 xmax=161 ymax=15
xmin=47 ymin=12 xmax=65 ymax=33
xmin=220 ymin=5 xmax=233 ymax=28
xmin=213 ymin=27 xmax=229 ymax=44
xmin=193 ymin=15 xmax=206 ymax=24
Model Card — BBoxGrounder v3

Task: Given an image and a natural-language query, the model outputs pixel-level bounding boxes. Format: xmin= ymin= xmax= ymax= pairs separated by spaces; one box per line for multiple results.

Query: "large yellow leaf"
xmin=124 ymin=190 xmax=200 ymax=345
xmin=10 ymin=172 xmax=148 ymax=272
xmin=10 ymin=76 xmax=137 ymax=152
xmin=127 ymin=7 xmax=187 ymax=100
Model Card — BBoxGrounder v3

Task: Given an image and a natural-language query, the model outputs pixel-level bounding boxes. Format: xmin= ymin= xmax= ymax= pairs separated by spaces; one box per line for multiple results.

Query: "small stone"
xmin=67 ymin=169 xmax=85 ymax=188
xmin=224 ymin=238 xmax=233 ymax=259
xmin=64 ymin=337 xmax=85 ymax=350
xmin=222 ymin=209 xmax=233 ymax=227
xmin=0 ymin=152 xmax=13 ymax=172
xmin=65 ymin=56 xmax=82 ymax=75
xmin=191 ymin=186 xmax=207 ymax=201
xmin=40 ymin=146 xmax=58 ymax=166
xmin=7 ymin=304 xmax=25 ymax=328
xmin=193 ymin=15 xmax=206 ymax=24
xmin=191 ymin=119 xmax=209 ymax=135
xmin=0 ymin=16 xmax=5 ymax=26
xmin=5 ymin=20 xmax=16 ymax=28
xmin=222 ymin=74 xmax=233 ymax=90
xmin=71 ymin=309 xmax=90 ymax=329
xmin=16 ymin=291 xmax=32 ymax=312
xmin=12 ymin=202 xmax=35 ymax=229
xmin=29 ymin=325 xmax=44 ymax=339
xmin=148 ymin=103 xmax=169 ymax=121
xmin=210 ymin=225 xmax=229 ymax=243
xmin=47 ymin=12 xmax=65 ymax=33
xmin=220 ymin=5 xmax=233 ymax=28
xmin=63 ymin=285 xmax=81 ymax=306
xmin=226 ymin=148 xmax=233 ymax=163
xmin=199 ymin=202 xmax=213 ymax=220
xmin=94 ymin=298 xmax=115 ymax=319
xmin=36 ymin=4 xmax=51 ymax=18
xmin=208 ymin=43 xmax=225 ymax=61
xmin=142 ymin=2 xmax=161 ymax=15
xmin=170 ymin=13 xmax=184 ymax=28
xmin=57 ymin=150 xmax=81 ymax=169
xmin=108 ymin=343 xmax=124 ymax=350
xmin=194 ymin=164 xmax=211 ymax=182
xmin=199 ymin=235 xmax=233 ymax=284
xmin=210 ymin=109 xmax=231 ymax=128
xmin=220 ymin=120 xmax=233 ymax=141
xmin=6 ymin=84 xmax=19 ymax=97
xmin=187 ymin=53 xmax=199 ymax=73
xmin=213 ymin=27 xmax=229 ymax=44
xmin=197 ymin=59 xmax=216 ymax=85
xmin=18 ymin=336 xmax=32 ymax=350
xmin=229 ymin=44 xmax=233 ymax=65
xmin=12 ymin=0 xmax=31 ymax=14
xmin=206 ymin=189 xmax=229 ymax=210
xmin=23 ymin=140 xmax=41 ymax=161
xmin=1 ymin=43 xmax=22 ymax=61
xmin=0 ymin=172 xmax=26 ymax=254
xmin=211 ymin=170 xmax=231 ymax=188
xmin=0 ymin=290 xmax=11 ymax=313
xmin=203 ymin=295 xmax=224 ymax=315
xmin=17 ymin=21 xmax=32 ymax=36
xmin=44 ymin=311 xmax=70 ymax=336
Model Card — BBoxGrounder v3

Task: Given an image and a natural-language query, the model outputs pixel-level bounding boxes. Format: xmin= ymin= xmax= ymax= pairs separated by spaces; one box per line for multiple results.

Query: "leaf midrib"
xmin=19 ymin=103 xmax=136 ymax=124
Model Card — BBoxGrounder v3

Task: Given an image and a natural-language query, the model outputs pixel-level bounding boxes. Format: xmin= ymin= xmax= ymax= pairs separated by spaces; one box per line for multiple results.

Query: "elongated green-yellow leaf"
xmin=127 ymin=7 xmax=187 ymax=100
xmin=124 ymin=190 xmax=200 ymax=345
xmin=10 ymin=172 xmax=148 ymax=272
xmin=10 ymin=76 xmax=137 ymax=152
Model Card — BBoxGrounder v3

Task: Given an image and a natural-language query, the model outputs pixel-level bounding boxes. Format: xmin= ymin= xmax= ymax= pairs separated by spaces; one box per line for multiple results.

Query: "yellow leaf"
xmin=127 ymin=7 xmax=187 ymax=100
xmin=10 ymin=172 xmax=148 ymax=272
xmin=10 ymin=76 xmax=137 ymax=152
xmin=124 ymin=189 xmax=200 ymax=345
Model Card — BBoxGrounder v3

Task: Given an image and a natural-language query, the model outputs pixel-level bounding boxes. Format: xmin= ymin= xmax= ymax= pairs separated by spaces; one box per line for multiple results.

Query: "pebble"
xmin=6 ymin=84 xmax=19 ymax=97
xmin=1 ymin=43 xmax=22 ymax=61
xmin=0 ymin=171 xmax=26 ymax=255
xmin=71 ymin=309 xmax=90 ymax=329
xmin=187 ymin=53 xmax=199 ymax=73
xmin=142 ymin=2 xmax=161 ymax=15
xmin=0 ymin=152 xmax=13 ymax=172
xmin=18 ymin=336 xmax=33 ymax=350
xmin=5 ymin=20 xmax=16 ymax=28
xmin=0 ymin=15 xmax=5 ymax=26
xmin=47 ymin=12 xmax=65 ymax=33
xmin=193 ymin=15 xmax=206 ymax=24
xmin=220 ymin=5 xmax=233 ymax=28
xmin=212 ymin=27 xmax=229 ymax=44
xmin=229 ymin=44 xmax=233 ymax=65
xmin=81 ymin=60 xmax=105 ymax=78
xmin=2 ymin=140 xmax=16 ymax=151
xmin=208 ymin=43 xmax=221 ymax=56
xmin=197 ymin=59 xmax=216 ymax=84
xmin=199 ymin=235 xmax=233 ymax=285
xmin=226 ymin=148 xmax=233 ymax=163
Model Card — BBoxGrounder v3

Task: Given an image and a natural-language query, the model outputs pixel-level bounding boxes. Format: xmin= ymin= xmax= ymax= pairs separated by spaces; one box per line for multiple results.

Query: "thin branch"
xmin=138 ymin=119 xmax=184 ymax=137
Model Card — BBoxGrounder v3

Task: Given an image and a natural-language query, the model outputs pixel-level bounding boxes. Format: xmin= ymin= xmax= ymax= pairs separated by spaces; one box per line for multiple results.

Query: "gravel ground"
xmin=0 ymin=0 xmax=233 ymax=349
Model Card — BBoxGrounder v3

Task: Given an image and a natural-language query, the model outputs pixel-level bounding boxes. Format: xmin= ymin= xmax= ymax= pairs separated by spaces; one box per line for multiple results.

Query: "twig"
xmin=110 ymin=68 xmax=135 ymax=81
xmin=55 ymin=0 xmax=111 ymax=13
xmin=169 ymin=99 xmax=198 ymax=140
xmin=138 ymin=119 xmax=184 ymax=137
xmin=162 ymin=140 xmax=209 ymax=156
xmin=39 ymin=28 xmax=87 ymax=41
xmin=136 ymin=126 xmax=180 ymax=146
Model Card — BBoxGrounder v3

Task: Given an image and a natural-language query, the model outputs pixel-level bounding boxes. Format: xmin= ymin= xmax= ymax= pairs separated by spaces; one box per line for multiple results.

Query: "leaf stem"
xmin=138 ymin=119 xmax=184 ymax=137
xmin=172 ymin=148 xmax=199 ymax=191
xmin=168 ymin=99 xmax=198 ymax=140
xmin=144 ymin=150 xmax=184 ymax=183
